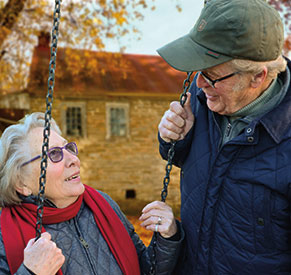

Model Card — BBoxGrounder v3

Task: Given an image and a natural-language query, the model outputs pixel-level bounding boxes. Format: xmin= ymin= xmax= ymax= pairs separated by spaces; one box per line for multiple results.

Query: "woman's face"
xmin=23 ymin=127 xmax=84 ymax=208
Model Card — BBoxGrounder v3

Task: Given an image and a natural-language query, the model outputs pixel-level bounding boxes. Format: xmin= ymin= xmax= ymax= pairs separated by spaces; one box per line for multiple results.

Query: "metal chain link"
xmin=35 ymin=0 xmax=62 ymax=241
xmin=149 ymin=71 xmax=193 ymax=274
xmin=161 ymin=72 xmax=193 ymax=202
xmin=33 ymin=1 xmax=194 ymax=271
xmin=31 ymin=1 xmax=196 ymax=274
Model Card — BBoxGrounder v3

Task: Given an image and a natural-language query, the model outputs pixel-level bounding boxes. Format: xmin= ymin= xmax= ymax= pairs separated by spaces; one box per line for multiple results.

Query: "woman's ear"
xmin=15 ymin=182 xmax=32 ymax=196
xmin=250 ymin=67 xmax=268 ymax=88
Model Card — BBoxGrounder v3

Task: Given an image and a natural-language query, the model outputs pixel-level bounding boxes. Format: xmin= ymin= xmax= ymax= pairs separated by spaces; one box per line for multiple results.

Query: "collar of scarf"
xmin=1 ymin=184 xmax=140 ymax=275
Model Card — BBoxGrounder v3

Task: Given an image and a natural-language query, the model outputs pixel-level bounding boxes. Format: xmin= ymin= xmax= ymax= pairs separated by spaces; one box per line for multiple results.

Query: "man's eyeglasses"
xmin=21 ymin=142 xmax=78 ymax=167
xmin=199 ymin=71 xmax=240 ymax=88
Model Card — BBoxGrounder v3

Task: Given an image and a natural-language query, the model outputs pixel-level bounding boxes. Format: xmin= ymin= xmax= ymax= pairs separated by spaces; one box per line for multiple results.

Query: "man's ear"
xmin=250 ymin=67 xmax=268 ymax=88
xmin=15 ymin=182 xmax=32 ymax=196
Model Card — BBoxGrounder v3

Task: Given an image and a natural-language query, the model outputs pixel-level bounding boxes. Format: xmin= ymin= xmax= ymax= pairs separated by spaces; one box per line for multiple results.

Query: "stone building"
xmin=0 ymin=35 xmax=192 ymax=215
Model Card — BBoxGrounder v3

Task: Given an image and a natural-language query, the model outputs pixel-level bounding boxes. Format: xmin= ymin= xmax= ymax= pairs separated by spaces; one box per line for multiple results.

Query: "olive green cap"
xmin=157 ymin=0 xmax=284 ymax=72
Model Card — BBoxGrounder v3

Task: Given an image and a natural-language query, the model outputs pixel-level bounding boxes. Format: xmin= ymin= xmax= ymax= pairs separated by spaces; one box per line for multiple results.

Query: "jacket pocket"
xmin=253 ymin=186 xmax=275 ymax=252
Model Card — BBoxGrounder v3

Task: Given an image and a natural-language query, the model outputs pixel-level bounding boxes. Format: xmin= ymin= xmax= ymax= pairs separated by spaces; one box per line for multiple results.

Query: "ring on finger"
xmin=157 ymin=216 xmax=162 ymax=225
xmin=155 ymin=223 xmax=159 ymax=233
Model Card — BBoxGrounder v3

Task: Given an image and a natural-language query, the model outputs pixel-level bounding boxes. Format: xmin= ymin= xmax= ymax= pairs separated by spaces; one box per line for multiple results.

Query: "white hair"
xmin=0 ymin=112 xmax=61 ymax=206
xmin=228 ymin=55 xmax=287 ymax=92
xmin=230 ymin=55 xmax=287 ymax=81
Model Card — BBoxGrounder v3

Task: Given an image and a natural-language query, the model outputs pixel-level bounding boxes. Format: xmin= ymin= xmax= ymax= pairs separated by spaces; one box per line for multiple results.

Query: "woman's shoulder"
xmin=94 ymin=190 xmax=134 ymax=233
xmin=95 ymin=190 xmax=125 ymax=219
xmin=97 ymin=190 xmax=118 ymax=207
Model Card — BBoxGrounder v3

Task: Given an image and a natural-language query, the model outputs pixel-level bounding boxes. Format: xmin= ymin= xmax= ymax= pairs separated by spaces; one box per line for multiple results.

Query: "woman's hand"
xmin=139 ymin=201 xmax=177 ymax=238
xmin=158 ymin=92 xmax=194 ymax=143
xmin=23 ymin=232 xmax=65 ymax=275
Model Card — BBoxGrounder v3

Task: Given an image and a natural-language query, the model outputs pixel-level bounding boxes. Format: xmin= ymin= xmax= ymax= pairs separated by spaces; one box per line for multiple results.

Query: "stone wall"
xmin=29 ymin=94 xmax=182 ymax=216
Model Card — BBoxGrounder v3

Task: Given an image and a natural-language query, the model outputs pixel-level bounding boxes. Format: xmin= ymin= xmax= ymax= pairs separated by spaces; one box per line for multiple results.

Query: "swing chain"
xmin=160 ymin=71 xmax=193 ymax=203
xmin=149 ymin=71 xmax=193 ymax=274
xmin=35 ymin=0 xmax=62 ymax=241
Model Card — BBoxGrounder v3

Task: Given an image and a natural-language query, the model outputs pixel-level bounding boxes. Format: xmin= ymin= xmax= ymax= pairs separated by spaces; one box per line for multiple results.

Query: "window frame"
xmin=106 ymin=102 xmax=130 ymax=139
xmin=61 ymin=102 xmax=87 ymax=138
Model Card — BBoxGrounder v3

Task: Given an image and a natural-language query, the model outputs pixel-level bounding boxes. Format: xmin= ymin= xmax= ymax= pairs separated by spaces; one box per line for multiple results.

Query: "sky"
xmin=103 ymin=0 xmax=290 ymax=58
xmin=105 ymin=0 xmax=204 ymax=55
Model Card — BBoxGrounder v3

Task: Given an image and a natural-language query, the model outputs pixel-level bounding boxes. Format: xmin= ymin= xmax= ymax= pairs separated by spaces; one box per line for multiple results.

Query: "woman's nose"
xmin=64 ymin=150 xmax=80 ymax=167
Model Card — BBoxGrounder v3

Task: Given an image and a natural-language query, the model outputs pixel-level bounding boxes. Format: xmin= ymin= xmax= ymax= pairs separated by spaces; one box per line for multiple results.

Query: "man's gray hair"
xmin=0 ymin=112 xmax=61 ymax=207
xmin=230 ymin=55 xmax=287 ymax=80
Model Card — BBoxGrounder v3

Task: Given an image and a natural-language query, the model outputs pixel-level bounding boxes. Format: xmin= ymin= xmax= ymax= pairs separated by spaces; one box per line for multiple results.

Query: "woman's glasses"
xmin=21 ymin=142 xmax=78 ymax=167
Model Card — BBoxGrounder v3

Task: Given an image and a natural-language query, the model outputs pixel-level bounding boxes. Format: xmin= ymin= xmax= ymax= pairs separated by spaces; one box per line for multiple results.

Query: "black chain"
xmin=35 ymin=0 xmax=62 ymax=241
xmin=149 ymin=72 xmax=193 ymax=274
xmin=160 ymin=72 xmax=193 ymax=202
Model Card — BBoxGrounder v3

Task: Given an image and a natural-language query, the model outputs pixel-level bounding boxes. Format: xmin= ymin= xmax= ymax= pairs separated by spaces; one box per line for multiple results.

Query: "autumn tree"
xmin=0 ymin=0 xmax=290 ymax=92
xmin=0 ymin=0 xmax=162 ymax=91
xmin=268 ymin=0 xmax=291 ymax=56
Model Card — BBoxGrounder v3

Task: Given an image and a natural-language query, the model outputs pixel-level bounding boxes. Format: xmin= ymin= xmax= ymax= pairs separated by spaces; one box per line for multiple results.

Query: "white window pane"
xmin=110 ymin=107 xmax=126 ymax=136
xmin=66 ymin=107 xmax=83 ymax=136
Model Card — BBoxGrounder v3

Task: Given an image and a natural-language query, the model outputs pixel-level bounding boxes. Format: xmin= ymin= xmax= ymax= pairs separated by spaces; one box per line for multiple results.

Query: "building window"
xmin=110 ymin=107 xmax=126 ymax=136
xmin=61 ymin=102 xmax=86 ymax=138
xmin=106 ymin=103 xmax=129 ymax=139
xmin=66 ymin=107 xmax=82 ymax=136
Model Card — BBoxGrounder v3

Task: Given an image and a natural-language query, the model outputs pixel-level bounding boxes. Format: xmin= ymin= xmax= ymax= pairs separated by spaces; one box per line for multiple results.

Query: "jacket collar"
xmin=259 ymin=59 xmax=291 ymax=143
xmin=18 ymin=192 xmax=57 ymax=208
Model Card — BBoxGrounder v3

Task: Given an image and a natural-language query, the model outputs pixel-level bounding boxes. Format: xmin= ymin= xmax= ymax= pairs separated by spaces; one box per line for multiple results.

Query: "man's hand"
xmin=158 ymin=92 xmax=194 ymax=142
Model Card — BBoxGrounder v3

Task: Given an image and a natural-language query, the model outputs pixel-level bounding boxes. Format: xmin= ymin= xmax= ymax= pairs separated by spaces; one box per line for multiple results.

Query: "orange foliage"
xmin=1 ymin=0 xmax=289 ymax=92
xmin=0 ymin=0 xmax=158 ymax=91
xmin=284 ymin=35 xmax=291 ymax=52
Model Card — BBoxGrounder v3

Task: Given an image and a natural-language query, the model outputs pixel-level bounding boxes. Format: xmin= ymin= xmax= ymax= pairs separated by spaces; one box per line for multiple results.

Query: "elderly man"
xmin=157 ymin=0 xmax=291 ymax=274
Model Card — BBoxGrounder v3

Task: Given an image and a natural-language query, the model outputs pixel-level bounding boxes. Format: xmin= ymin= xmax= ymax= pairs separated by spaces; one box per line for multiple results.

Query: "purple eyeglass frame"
xmin=21 ymin=142 xmax=78 ymax=167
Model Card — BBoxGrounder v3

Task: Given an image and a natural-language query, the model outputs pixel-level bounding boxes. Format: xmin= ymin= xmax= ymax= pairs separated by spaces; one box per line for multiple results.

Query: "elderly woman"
xmin=0 ymin=112 xmax=183 ymax=275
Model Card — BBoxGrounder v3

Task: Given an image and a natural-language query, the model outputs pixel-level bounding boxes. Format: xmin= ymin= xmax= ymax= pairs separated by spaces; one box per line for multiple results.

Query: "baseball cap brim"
xmin=157 ymin=34 xmax=233 ymax=72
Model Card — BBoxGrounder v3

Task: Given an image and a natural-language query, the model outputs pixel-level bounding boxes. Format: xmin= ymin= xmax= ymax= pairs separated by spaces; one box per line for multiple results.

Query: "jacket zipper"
xmin=195 ymin=113 xmax=223 ymax=269
xmin=212 ymin=112 xmax=223 ymax=149
xmin=79 ymin=237 xmax=89 ymax=249
xmin=199 ymin=112 xmax=242 ymax=271
xmin=73 ymin=218 xmax=98 ymax=275
xmin=225 ymin=122 xmax=232 ymax=137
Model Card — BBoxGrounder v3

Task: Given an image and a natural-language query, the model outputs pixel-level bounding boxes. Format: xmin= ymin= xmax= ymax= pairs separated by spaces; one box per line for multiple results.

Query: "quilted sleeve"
xmin=158 ymin=127 xmax=194 ymax=168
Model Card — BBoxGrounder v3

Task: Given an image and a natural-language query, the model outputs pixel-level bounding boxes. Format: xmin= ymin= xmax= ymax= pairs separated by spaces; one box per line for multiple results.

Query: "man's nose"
xmin=196 ymin=72 xmax=211 ymax=88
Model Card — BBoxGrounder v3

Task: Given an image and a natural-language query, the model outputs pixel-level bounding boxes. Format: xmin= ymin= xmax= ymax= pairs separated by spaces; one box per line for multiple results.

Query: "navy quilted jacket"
xmin=159 ymin=59 xmax=291 ymax=274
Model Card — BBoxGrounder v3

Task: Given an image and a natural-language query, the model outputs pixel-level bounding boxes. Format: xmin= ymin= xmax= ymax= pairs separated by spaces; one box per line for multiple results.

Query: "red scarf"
xmin=1 ymin=184 xmax=140 ymax=275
